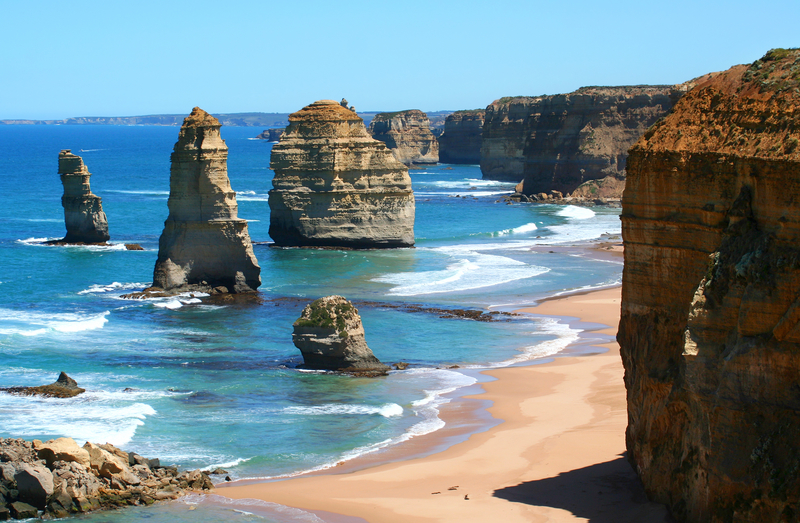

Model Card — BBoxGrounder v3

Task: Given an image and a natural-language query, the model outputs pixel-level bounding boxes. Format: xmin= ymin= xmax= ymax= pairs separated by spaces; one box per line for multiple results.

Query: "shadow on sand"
xmin=493 ymin=455 xmax=675 ymax=522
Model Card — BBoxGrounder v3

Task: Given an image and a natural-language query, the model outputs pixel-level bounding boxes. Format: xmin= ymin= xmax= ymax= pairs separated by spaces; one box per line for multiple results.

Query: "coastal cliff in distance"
xmin=619 ymin=48 xmax=800 ymax=522
xmin=152 ymin=107 xmax=260 ymax=293
xmin=368 ymin=110 xmax=439 ymax=165
xmin=255 ymin=128 xmax=285 ymax=141
xmin=481 ymin=86 xmax=685 ymax=196
xmin=438 ymin=110 xmax=485 ymax=164
xmin=1 ymin=113 xmax=290 ymax=127
xmin=269 ymin=100 xmax=415 ymax=248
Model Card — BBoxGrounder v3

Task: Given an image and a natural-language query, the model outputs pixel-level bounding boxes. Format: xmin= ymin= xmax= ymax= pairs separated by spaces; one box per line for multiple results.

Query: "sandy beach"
xmin=218 ymin=283 xmax=672 ymax=522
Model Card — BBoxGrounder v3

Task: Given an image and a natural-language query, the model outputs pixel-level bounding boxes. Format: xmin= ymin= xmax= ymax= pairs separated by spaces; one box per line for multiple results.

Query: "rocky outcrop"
xmin=269 ymin=100 xmax=415 ymax=248
xmin=152 ymin=107 xmax=261 ymax=293
xmin=368 ymin=109 xmax=439 ymax=165
xmin=56 ymin=150 xmax=110 ymax=244
xmin=255 ymin=128 xmax=284 ymax=141
xmin=0 ymin=437 xmax=212 ymax=519
xmin=480 ymin=86 xmax=685 ymax=196
xmin=619 ymin=48 xmax=800 ymax=522
xmin=438 ymin=110 xmax=485 ymax=164
xmin=292 ymin=296 xmax=389 ymax=376
xmin=0 ymin=372 xmax=85 ymax=398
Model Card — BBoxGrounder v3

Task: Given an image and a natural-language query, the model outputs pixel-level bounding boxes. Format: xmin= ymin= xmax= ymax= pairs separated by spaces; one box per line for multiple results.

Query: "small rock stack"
xmin=0 ymin=437 xmax=212 ymax=520
xmin=57 ymin=150 xmax=110 ymax=244
xmin=368 ymin=109 xmax=439 ymax=165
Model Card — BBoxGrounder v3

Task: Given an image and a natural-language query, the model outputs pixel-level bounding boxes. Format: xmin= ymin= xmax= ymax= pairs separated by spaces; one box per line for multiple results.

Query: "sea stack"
xmin=619 ymin=49 xmax=800 ymax=521
xmin=269 ymin=100 xmax=415 ymax=248
xmin=368 ymin=109 xmax=439 ymax=165
xmin=438 ymin=110 xmax=485 ymax=164
xmin=152 ymin=107 xmax=260 ymax=293
xmin=57 ymin=150 xmax=109 ymax=244
xmin=292 ymin=296 xmax=389 ymax=376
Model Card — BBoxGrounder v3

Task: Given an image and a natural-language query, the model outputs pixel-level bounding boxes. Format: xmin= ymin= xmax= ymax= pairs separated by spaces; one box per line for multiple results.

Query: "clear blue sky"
xmin=2 ymin=0 xmax=798 ymax=119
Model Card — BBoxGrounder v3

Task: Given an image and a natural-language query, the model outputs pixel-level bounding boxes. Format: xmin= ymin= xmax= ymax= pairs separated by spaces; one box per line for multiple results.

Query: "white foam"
xmin=557 ymin=205 xmax=596 ymax=220
xmin=180 ymin=495 xmax=327 ymax=523
xmin=16 ymin=237 xmax=57 ymax=245
xmin=497 ymin=222 xmax=539 ymax=236
xmin=415 ymin=190 xmax=514 ymax=197
xmin=283 ymin=403 xmax=403 ymax=418
xmin=427 ymin=178 xmax=516 ymax=189
xmin=78 ymin=281 xmax=150 ymax=295
xmin=125 ymin=292 xmax=209 ymax=310
xmin=0 ymin=308 xmax=109 ymax=336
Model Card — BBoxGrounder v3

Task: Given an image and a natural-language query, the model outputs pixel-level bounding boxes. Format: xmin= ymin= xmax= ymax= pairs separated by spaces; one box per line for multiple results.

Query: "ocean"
xmin=0 ymin=124 xmax=622 ymax=522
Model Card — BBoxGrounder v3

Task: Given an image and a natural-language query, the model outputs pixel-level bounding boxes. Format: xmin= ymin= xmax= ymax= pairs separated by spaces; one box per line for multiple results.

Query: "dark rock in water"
xmin=254 ymin=128 xmax=284 ymax=141
xmin=0 ymin=372 xmax=85 ymax=398
xmin=293 ymin=295 xmax=389 ymax=376
xmin=8 ymin=501 xmax=37 ymax=520
xmin=152 ymin=107 xmax=261 ymax=294
xmin=55 ymin=149 xmax=110 ymax=244
xmin=124 ymin=243 xmax=144 ymax=251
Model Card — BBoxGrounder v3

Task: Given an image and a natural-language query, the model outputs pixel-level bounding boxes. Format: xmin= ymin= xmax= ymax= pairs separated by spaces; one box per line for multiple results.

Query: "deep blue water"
xmin=0 ymin=124 xmax=622 ymax=522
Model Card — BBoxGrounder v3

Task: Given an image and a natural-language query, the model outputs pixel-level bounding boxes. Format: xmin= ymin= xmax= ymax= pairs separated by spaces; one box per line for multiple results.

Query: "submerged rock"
xmin=620 ymin=48 xmax=800 ymax=521
xmin=55 ymin=150 xmax=110 ymax=244
xmin=292 ymin=295 xmax=389 ymax=376
xmin=368 ymin=109 xmax=439 ymax=165
xmin=152 ymin=107 xmax=261 ymax=293
xmin=269 ymin=100 xmax=415 ymax=249
xmin=0 ymin=372 xmax=85 ymax=398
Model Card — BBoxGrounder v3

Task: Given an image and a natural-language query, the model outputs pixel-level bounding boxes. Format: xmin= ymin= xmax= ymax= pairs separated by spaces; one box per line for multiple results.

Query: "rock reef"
xmin=292 ymin=296 xmax=389 ymax=376
xmin=619 ymin=48 xmax=800 ymax=522
xmin=368 ymin=109 xmax=439 ymax=165
xmin=480 ymin=86 xmax=685 ymax=196
xmin=269 ymin=100 xmax=415 ymax=249
xmin=0 ymin=372 xmax=84 ymax=399
xmin=438 ymin=110 xmax=485 ymax=164
xmin=152 ymin=107 xmax=260 ymax=293
xmin=55 ymin=150 xmax=110 ymax=244
xmin=0 ymin=437 xmax=212 ymax=519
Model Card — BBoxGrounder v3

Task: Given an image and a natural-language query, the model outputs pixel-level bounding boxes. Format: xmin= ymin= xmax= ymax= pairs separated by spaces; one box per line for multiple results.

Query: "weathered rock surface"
xmin=619 ymin=48 xmax=800 ymax=522
xmin=480 ymin=86 xmax=685 ymax=196
xmin=293 ymin=296 xmax=389 ymax=375
xmin=55 ymin=150 xmax=110 ymax=244
xmin=255 ymin=128 xmax=284 ymax=141
xmin=438 ymin=110 xmax=485 ymax=164
xmin=269 ymin=100 xmax=415 ymax=248
xmin=0 ymin=437 xmax=213 ymax=519
xmin=368 ymin=109 xmax=439 ymax=165
xmin=0 ymin=372 xmax=85 ymax=398
xmin=152 ymin=107 xmax=261 ymax=293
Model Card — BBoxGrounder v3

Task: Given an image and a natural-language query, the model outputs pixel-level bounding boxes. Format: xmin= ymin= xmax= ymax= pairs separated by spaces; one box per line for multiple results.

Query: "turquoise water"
xmin=0 ymin=125 xmax=622 ymax=521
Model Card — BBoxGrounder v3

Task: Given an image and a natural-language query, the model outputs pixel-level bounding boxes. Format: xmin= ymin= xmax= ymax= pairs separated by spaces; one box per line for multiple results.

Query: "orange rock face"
xmin=620 ymin=49 xmax=800 ymax=522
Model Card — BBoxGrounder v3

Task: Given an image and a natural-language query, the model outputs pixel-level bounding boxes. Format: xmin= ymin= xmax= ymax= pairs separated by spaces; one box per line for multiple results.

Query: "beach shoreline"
xmin=217 ymin=282 xmax=673 ymax=522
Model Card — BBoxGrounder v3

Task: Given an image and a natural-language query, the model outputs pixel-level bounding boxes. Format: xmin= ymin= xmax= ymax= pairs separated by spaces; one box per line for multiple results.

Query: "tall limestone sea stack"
xmin=619 ymin=49 xmax=800 ymax=522
xmin=368 ymin=109 xmax=439 ymax=165
xmin=56 ymin=150 xmax=109 ymax=244
xmin=438 ymin=110 xmax=485 ymax=164
xmin=152 ymin=107 xmax=260 ymax=293
xmin=269 ymin=100 xmax=415 ymax=248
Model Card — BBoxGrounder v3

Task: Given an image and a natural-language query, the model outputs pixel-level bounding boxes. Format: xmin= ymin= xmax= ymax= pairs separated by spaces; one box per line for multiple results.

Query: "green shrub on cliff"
xmin=294 ymin=297 xmax=355 ymax=337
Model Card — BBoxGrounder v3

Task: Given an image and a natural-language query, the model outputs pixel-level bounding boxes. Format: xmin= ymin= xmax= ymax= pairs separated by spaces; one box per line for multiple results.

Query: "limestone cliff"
xmin=481 ymin=86 xmax=685 ymax=196
xmin=56 ymin=150 xmax=109 ymax=244
xmin=269 ymin=100 xmax=415 ymax=248
xmin=438 ymin=110 xmax=485 ymax=164
xmin=153 ymin=107 xmax=261 ymax=293
xmin=619 ymin=48 xmax=800 ymax=522
xmin=368 ymin=109 xmax=439 ymax=165
xmin=255 ymin=128 xmax=284 ymax=141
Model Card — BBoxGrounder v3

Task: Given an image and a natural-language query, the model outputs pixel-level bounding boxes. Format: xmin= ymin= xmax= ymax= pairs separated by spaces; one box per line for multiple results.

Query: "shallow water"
xmin=0 ymin=125 xmax=622 ymax=521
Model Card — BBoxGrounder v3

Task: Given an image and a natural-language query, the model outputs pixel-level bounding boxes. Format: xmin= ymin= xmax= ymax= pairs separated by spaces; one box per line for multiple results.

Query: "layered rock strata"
xmin=368 ymin=109 xmax=439 ymax=165
xmin=269 ymin=100 xmax=415 ymax=248
xmin=292 ymin=295 xmax=389 ymax=376
xmin=480 ymin=86 xmax=685 ymax=196
xmin=56 ymin=150 xmax=109 ymax=244
xmin=619 ymin=48 xmax=800 ymax=522
xmin=438 ymin=110 xmax=485 ymax=164
xmin=152 ymin=107 xmax=261 ymax=293
xmin=0 ymin=437 xmax=212 ymax=519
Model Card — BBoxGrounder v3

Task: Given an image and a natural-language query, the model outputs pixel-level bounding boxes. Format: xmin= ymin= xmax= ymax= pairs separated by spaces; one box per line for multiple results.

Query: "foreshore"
xmin=218 ymin=283 xmax=673 ymax=522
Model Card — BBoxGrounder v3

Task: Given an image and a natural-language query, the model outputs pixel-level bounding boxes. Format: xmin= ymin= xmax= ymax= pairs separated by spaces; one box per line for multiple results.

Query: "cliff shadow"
xmin=493 ymin=454 xmax=675 ymax=522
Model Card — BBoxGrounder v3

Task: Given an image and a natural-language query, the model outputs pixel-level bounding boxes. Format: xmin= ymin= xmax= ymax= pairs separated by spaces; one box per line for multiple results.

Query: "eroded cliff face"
xmin=368 ymin=109 xmax=439 ymax=165
xmin=153 ymin=107 xmax=261 ymax=293
xmin=619 ymin=49 xmax=800 ymax=522
xmin=269 ymin=100 xmax=415 ymax=248
xmin=481 ymin=86 xmax=684 ymax=195
xmin=438 ymin=110 xmax=485 ymax=164
xmin=57 ymin=150 xmax=109 ymax=244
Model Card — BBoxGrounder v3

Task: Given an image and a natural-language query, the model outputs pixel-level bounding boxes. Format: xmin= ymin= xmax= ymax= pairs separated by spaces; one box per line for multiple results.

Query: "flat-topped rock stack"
xmin=269 ymin=100 xmax=415 ymax=249
xmin=438 ymin=110 xmax=485 ymax=164
xmin=368 ymin=109 xmax=439 ymax=165
xmin=152 ymin=107 xmax=261 ymax=293
xmin=56 ymin=150 xmax=109 ymax=244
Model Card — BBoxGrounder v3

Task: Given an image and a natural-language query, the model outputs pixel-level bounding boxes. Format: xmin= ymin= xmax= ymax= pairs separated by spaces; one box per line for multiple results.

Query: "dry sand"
xmin=218 ymin=286 xmax=673 ymax=522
